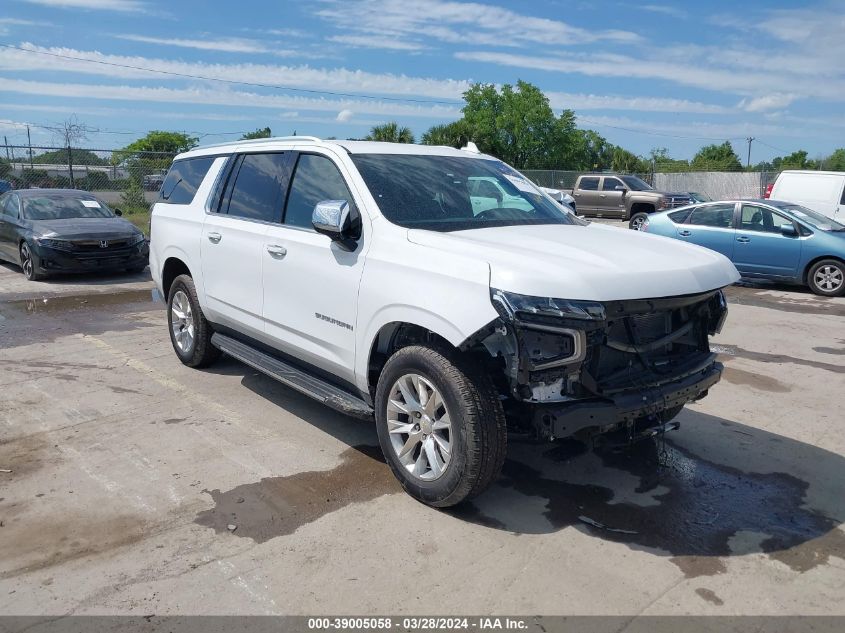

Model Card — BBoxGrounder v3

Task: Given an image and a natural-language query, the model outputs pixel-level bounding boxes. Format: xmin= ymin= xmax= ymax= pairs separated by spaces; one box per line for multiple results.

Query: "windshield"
xmin=350 ymin=154 xmax=583 ymax=231
xmin=775 ymin=202 xmax=845 ymax=231
xmin=22 ymin=194 xmax=115 ymax=221
xmin=620 ymin=176 xmax=653 ymax=191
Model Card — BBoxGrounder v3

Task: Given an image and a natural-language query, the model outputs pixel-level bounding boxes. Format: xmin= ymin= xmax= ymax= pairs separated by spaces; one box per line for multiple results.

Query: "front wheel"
xmin=629 ymin=212 xmax=649 ymax=230
xmin=375 ymin=345 xmax=506 ymax=507
xmin=167 ymin=274 xmax=221 ymax=367
xmin=807 ymin=259 xmax=845 ymax=297
xmin=20 ymin=242 xmax=45 ymax=281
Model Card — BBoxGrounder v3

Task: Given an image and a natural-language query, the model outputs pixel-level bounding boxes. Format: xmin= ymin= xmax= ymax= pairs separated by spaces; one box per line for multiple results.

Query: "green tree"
xmin=241 ymin=127 xmax=272 ymax=140
xmin=115 ymin=131 xmax=197 ymax=185
xmin=421 ymin=120 xmax=471 ymax=148
xmin=823 ymin=148 xmax=845 ymax=171
xmin=0 ymin=157 xmax=11 ymax=179
xmin=32 ymin=149 xmax=107 ymax=166
xmin=366 ymin=122 xmax=415 ymax=143
xmin=121 ymin=130 xmax=198 ymax=154
xmin=650 ymin=147 xmax=691 ymax=172
xmin=691 ymin=141 xmax=743 ymax=171
xmin=611 ymin=147 xmax=649 ymax=173
xmin=572 ymin=129 xmax=614 ymax=171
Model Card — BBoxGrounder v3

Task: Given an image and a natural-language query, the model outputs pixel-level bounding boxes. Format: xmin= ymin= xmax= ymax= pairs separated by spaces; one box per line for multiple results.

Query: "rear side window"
xmin=284 ymin=154 xmax=354 ymax=229
xmin=579 ymin=177 xmax=599 ymax=191
xmin=159 ymin=157 xmax=215 ymax=205
xmin=668 ymin=207 xmax=693 ymax=223
xmin=688 ymin=203 xmax=735 ymax=228
xmin=224 ymin=153 xmax=291 ymax=223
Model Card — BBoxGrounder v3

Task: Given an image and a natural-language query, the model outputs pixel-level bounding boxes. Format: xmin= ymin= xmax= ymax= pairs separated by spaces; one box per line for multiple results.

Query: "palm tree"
xmin=366 ymin=122 xmax=415 ymax=144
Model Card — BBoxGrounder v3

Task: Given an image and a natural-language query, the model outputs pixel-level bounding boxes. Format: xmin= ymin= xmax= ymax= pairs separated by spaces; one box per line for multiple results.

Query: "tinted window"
xmin=225 ymin=153 xmax=290 ymax=223
xmin=22 ymin=194 xmax=114 ymax=220
xmin=668 ymin=207 xmax=694 ymax=223
xmin=621 ymin=176 xmax=653 ymax=191
xmin=688 ymin=203 xmax=734 ymax=228
xmin=579 ymin=177 xmax=599 ymax=191
xmin=1 ymin=194 xmax=19 ymax=217
xmin=351 ymin=154 xmax=582 ymax=232
xmin=601 ymin=177 xmax=624 ymax=191
xmin=159 ymin=156 xmax=215 ymax=205
xmin=740 ymin=204 xmax=792 ymax=234
xmin=284 ymin=154 xmax=354 ymax=229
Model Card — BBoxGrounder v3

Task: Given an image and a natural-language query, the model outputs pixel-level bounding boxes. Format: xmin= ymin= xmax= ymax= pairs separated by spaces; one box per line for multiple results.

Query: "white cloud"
xmin=315 ymin=0 xmax=642 ymax=52
xmin=640 ymin=4 xmax=687 ymax=18
xmin=114 ymin=34 xmax=298 ymax=56
xmin=328 ymin=35 xmax=427 ymax=51
xmin=738 ymin=93 xmax=797 ymax=112
xmin=0 ymin=43 xmax=469 ymax=100
xmin=546 ymin=91 xmax=730 ymax=114
xmin=0 ymin=78 xmax=462 ymax=119
xmin=21 ymin=0 xmax=147 ymax=12
xmin=336 ymin=109 xmax=354 ymax=122
xmin=576 ymin=114 xmax=811 ymax=140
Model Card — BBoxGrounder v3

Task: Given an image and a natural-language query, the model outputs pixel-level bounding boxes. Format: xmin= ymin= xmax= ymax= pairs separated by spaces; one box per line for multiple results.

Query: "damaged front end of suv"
xmin=468 ymin=288 xmax=729 ymax=443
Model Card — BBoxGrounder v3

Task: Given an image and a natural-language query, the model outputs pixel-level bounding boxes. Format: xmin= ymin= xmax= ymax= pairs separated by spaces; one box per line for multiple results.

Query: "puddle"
xmin=724 ymin=285 xmax=845 ymax=317
xmin=0 ymin=288 xmax=158 ymax=315
xmin=695 ymin=588 xmax=724 ymax=606
xmin=813 ymin=345 xmax=845 ymax=356
xmin=713 ymin=344 xmax=845 ymax=375
xmin=721 ymin=366 xmax=791 ymax=392
xmin=194 ymin=445 xmax=399 ymax=542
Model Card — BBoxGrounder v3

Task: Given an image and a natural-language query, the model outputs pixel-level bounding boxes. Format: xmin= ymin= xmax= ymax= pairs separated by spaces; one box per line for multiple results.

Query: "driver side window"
xmin=601 ymin=177 xmax=624 ymax=191
xmin=2 ymin=194 xmax=20 ymax=219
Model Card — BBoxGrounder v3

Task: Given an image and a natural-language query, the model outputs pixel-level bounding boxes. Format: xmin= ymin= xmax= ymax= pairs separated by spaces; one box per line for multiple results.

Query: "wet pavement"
xmin=0 ymin=266 xmax=844 ymax=615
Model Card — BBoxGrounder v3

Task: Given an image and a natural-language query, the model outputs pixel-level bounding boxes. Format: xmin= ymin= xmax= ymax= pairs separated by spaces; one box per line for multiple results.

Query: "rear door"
xmin=674 ymin=202 xmax=737 ymax=259
xmin=573 ymin=177 xmax=600 ymax=214
xmin=0 ymin=194 xmax=22 ymax=261
xmin=200 ymin=152 xmax=293 ymax=337
xmin=599 ymin=176 xmax=627 ymax=218
xmin=732 ymin=203 xmax=802 ymax=278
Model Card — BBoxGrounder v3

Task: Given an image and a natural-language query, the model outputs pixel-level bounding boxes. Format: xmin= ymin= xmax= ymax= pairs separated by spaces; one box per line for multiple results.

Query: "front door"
xmin=732 ymin=204 xmax=802 ymax=278
xmin=262 ymin=149 xmax=367 ymax=386
xmin=200 ymin=152 xmax=292 ymax=337
xmin=600 ymin=176 xmax=627 ymax=218
xmin=573 ymin=176 xmax=601 ymax=214
xmin=674 ymin=202 xmax=737 ymax=259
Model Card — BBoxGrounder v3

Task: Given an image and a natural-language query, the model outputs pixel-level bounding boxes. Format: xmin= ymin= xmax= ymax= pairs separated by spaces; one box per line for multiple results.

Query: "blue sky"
xmin=1 ymin=0 xmax=843 ymax=162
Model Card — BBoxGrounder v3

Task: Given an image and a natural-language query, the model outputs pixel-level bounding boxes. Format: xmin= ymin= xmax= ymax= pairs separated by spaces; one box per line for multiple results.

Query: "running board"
xmin=211 ymin=333 xmax=374 ymax=420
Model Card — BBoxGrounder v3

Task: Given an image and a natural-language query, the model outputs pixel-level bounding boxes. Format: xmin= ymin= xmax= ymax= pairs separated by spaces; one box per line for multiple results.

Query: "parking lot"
xmin=1 ymin=254 xmax=844 ymax=616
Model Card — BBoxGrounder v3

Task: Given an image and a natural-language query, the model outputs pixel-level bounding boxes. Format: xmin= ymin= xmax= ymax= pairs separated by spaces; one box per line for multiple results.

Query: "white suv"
xmin=150 ymin=136 xmax=739 ymax=507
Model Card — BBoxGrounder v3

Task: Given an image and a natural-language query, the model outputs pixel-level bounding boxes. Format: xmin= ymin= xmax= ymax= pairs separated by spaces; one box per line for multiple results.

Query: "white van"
xmin=768 ymin=170 xmax=845 ymax=220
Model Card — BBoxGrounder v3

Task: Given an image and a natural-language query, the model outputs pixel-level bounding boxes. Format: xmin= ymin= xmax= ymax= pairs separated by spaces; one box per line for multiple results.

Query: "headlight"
xmin=129 ymin=233 xmax=146 ymax=246
xmin=491 ymin=289 xmax=606 ymax=322
xmin=34 ymin=237 xmax=69 ymax=250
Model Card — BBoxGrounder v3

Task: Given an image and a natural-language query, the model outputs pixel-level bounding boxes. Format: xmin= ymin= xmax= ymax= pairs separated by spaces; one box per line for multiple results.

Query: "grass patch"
xmin=122 ymin=208 xmax=151 ymax=236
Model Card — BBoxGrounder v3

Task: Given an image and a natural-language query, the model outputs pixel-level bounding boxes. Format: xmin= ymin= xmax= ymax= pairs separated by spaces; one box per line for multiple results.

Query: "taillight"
xmin=763 ymin=183 xmax=773 ymax=199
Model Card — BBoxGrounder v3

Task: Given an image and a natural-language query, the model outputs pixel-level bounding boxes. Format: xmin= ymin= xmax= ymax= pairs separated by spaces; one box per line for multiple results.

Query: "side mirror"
xmin=615 ymin=185 xmax=626 ymax=191
xmin=113 ymin=208 xmax=123 ymax=217
xmin=312 ymin=199 xmax=360 ymax=251
xmin=780 ymin=223 xmax=797 ymax=236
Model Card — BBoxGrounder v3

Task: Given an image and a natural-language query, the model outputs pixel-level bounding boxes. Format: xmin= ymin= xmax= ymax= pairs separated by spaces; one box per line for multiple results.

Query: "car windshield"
xmin=22 ymin=194 xmax=115 ymax=221
xmin=620 ymin=176 xmax=653 ymax=191
xmin=774 ymin=202 xmax=845 ymax=231
xmin=350 ymin=154 xmax=583 ymax=231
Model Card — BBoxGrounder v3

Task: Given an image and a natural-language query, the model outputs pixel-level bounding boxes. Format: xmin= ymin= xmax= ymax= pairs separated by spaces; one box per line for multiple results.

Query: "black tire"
xmin=20 ymin=241 xmax=45 ymax=281
xmin=167 ymin=274 xmax=220 ymax=368
xmin=629 ymin=212 xmax=649 ymax=230
xmin=807 ymin=259 xmax=845 ymax=297
xmin=374 ymin=345 xmax=506 ymax=508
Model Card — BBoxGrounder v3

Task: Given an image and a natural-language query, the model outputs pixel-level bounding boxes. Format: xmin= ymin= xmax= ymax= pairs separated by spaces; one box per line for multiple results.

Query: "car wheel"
xmin=375 ymin=345 xmax=506 ymax=507
xmin=629 ymin=212 xmax=649 ymax=230
xmin=167 ymin=274 xmax=221 ymax=368
xmin=20 ymin=241 xmax=45 ymax=281
xmin=807 ymin=259 xmax=845 ymax=297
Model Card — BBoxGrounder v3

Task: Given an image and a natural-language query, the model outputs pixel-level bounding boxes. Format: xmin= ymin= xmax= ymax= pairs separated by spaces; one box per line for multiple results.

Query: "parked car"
xmin=0 ymin=189 xmax=148 ymax=281
xmin=150 ymin=136 xmax=738 ymax=507
xmin=766 ymin=170 xmax=845 ymax=221
xmin=143 ymin=174 xmax=165 ymax=191
xmin=539 ymin=186 xmax=576 ymax=211
xmin=0 ymin=180 xmax=12 ymax=194
xmin=642 ymin=199 xmax=845 ymax=296
xmin=688 ymin=192 xmax=712 ymax=203
xmin=562 ymin=174 xmax=692 ymax=230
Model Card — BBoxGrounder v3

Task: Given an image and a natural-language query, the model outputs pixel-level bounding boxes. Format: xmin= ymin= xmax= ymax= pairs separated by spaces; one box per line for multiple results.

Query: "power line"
xmin=576 ymin=116 xmax=747 ymax=142
xmin=0 ymin=43 xmax=464 ymax=106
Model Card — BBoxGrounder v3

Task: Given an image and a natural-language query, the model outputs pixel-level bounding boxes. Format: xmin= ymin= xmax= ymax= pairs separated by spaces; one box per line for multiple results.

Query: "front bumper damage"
xmin=470 ymin=288 xmax=729 ymax=441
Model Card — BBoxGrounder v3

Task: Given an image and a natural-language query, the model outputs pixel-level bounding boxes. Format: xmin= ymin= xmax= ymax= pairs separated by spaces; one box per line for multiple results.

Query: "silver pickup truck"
xmin=565 ymin=174 xmax=692 ymax=230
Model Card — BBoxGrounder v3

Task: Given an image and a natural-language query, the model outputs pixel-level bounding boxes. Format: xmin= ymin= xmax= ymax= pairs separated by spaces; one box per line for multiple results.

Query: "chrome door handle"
xmin=678 ymin=230 xmax=691 ymax=236
xmin=736 ymin=236 xmax=751 ymax=243
xmin=207 ymin=232 xmax=222 ymax=244
xmin=266 ymin=244 xmax=287 ymax=259
xmin=599 ymin=194 xmax=607 ymax=198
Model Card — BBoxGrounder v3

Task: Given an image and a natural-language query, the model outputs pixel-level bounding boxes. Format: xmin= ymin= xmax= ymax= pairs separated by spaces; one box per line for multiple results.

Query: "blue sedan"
xmin=642 ymin=199 xmax=845 ymax=296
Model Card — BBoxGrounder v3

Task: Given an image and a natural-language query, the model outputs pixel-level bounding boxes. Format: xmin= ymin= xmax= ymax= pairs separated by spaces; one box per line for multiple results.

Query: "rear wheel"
xmin=20 ymin=242 xmax=45 ymax=281
xmin=807 ymin=259 xmax=845 ymax=296
xmin=167 ymin=274 xmax=220 ymax=367
xmin=629 ymin=212 xmax=649 ymax=230
xmin=375 ymin=345 xmax=506 ymax=507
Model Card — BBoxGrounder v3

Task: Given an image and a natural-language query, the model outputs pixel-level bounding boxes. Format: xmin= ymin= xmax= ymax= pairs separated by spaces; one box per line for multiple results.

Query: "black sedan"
xmin=0 ymin=189 xmax=148 ymax=281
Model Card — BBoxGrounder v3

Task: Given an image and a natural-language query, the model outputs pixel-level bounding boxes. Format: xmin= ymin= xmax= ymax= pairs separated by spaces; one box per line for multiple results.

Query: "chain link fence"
xmin=0 ymin=145 xmax=176 ymax=214
xmin=522 ymin=168 xmax=780 ymax=199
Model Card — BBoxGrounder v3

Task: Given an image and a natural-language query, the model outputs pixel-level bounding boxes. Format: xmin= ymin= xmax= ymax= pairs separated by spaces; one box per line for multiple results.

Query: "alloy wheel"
xmin=170 ymin=290 xmax=195 ymax=354
xmin=386 ymin=373 xmax=453 ymax=481
xmin=630 ymin=215 xmax=647 ymax=231
xmin=814 ymin=264 xmax=843 ymax=293
xmin=20 ymin=243 xmax=33 ymax=279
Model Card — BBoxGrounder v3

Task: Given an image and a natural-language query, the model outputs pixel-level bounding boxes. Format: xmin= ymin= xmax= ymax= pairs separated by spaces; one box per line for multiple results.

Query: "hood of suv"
xmin=407 ymin=223 xmax=740 ymax=301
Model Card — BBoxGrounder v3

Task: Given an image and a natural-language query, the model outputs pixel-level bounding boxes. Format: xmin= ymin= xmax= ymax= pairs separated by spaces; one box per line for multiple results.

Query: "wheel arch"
xmin=161 ymin=256 xmax=193 ymax=299
xmin=630 ymin=202 xmax=656 ymax=218
xmin=803 ymin=254 xmax=845 ymax=284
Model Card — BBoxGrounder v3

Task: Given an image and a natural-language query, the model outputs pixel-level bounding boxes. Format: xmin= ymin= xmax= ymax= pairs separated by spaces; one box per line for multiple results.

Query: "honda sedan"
xmin=642 ymin=199 xmax=845 ymax=296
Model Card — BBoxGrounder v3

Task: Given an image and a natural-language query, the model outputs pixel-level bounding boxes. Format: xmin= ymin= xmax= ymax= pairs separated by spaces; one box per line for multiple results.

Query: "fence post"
xmin=67 ymin=145 xmax=75 ymax=188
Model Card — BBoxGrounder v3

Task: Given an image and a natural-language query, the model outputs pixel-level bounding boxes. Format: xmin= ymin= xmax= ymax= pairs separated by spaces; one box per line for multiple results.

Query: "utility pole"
xmin=27 ymin=125 xmax=34 ymax=170
xmin=746 ymin=136 xmax=755 ymax=169
xmin=3 ymin=136 xmax=9 ymax=161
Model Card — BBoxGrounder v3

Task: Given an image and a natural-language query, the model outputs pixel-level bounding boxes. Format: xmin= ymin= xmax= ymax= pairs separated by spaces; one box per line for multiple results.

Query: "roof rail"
xmin=197 ymin=135 xmax=321 ymax=150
